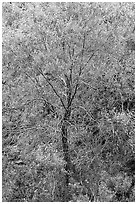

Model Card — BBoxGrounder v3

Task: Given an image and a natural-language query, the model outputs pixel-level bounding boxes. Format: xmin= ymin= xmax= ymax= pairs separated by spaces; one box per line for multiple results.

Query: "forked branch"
xmin=38 ymin=68 xmax=67 ymax=110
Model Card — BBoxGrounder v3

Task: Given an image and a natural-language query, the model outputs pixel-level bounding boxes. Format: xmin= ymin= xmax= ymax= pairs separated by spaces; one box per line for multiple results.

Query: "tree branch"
xmin=68 ymin=33 xmax=87 ymax=107
xmin=24 ymin=72 xmax=44 ymax=93
xmin=38 ymin=68 xmax=67 ymax=110
xmin=69 ymin=50 xmax=97 ymax=107
xmin=83 ymin=51 xmax=96 ymax=69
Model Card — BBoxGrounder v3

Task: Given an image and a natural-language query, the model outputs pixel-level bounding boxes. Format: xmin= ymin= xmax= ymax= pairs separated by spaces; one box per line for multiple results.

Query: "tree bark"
xmin=61 ymin=108 xmax=72 ymax=201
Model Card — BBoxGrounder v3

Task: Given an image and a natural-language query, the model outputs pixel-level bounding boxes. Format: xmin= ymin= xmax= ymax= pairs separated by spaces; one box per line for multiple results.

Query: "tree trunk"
xmin=61 ymin=108 xmax=72 ymax=201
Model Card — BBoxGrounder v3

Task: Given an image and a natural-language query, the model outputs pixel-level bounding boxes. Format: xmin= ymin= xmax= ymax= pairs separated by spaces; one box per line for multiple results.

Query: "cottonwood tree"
xmin=3 ymin=2 xmax=135 ymax=201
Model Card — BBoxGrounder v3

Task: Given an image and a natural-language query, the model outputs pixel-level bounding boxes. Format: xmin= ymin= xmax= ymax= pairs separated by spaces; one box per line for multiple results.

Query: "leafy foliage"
xmin=2 ymin=2 xmax=135 ymax=202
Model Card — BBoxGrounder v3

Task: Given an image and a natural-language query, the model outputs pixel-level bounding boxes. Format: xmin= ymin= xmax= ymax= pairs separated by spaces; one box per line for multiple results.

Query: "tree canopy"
xmin=2 ymin=2 xmax=135 ymax=202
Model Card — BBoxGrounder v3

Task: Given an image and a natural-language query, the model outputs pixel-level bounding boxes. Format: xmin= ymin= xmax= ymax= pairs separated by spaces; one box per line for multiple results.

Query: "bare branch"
xmin=78 ymin=105 xmax=97 ymax=122
xmin=81 ymin=33 xmax=86 ymax=60
xmin=69 ymin=63 xmax=73 ymax=84
xmin=83 ymin=51 xmax=96 ymax=69
xmin=69 ymin=48 xmax=97 ymax=107
xmin=24 ymin=72 xmax=43 ymax=92
xmin=68 ymin=43 xmax=72 ymax=60
xmin=38 ymin=68 xmax=67 ymax=110
xmin=69 ymin=83 xmax=79 ymax=106
xmin=68 ymin=33 xmax=87 ymax=107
